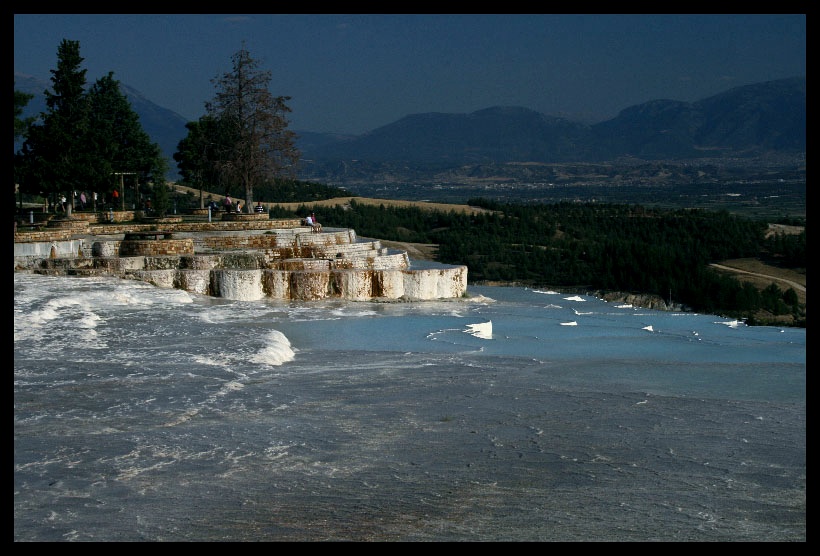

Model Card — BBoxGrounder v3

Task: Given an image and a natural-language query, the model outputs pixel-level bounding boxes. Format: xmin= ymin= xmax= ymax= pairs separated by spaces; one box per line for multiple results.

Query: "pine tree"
xmin=18 ymin=41 xmax=166 ymax=215
xmin=19 ymin=39 xmax=91 ymax=217
xmin=86 ymin=72 xmax=166 ymax=209
xmin=13 ymin=89 xmax=36 ymax=211
xmin=205 ymin=44 xmax=300 ymax=212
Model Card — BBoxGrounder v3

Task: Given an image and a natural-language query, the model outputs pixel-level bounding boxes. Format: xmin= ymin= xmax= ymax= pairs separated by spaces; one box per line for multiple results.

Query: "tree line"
xmin=14 ymin=40 xmax=300 ymax=216
xmin=298 ymin=199 xmax=805 ymax=327
xmin=14 ymin=40 xmax=166 ymax=217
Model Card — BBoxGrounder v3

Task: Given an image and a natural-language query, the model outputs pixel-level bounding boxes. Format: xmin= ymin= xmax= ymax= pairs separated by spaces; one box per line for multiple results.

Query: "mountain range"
xmin=14 ymin=73 xmax=805 ymax=184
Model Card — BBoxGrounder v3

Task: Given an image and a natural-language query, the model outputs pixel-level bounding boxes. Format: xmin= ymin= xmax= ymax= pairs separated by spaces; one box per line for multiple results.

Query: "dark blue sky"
xmin=14 ymin=14 xmax=806 ymax=135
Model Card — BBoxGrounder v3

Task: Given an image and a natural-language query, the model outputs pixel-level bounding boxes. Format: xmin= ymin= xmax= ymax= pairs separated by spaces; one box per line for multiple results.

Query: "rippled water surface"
xmin=14 ymin=273 xmax=805 ymax=541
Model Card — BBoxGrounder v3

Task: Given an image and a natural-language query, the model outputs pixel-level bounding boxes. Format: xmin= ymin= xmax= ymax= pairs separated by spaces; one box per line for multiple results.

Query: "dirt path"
xmin=710 ymin=263 xmax=806 ymax=293
xmin=269 ymin=196 xmax=490 ymax=215
xmin=169 ymin=186 xmax=487 ymax=215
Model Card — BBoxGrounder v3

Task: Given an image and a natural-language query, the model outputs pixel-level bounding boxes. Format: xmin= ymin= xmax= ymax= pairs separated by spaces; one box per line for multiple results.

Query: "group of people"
xmin=215 ymin=194 xmax=316 ymax=227
xmin=52 ymin=190 xmax=105 ymax=213
xmin=46 ymin=190 xmax=272 ymax=216
xmin=219 ymin=194 xmax=269 ymax=215
xmin=221 ymin=195 xmax=243 ymax=213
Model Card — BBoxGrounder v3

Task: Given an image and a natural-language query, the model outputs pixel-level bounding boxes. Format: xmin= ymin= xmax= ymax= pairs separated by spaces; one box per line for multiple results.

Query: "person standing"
xmin=309 ymin=212 xmax=322 ymax=233
xmin=224 ymin=194 xmax=232 ymax=212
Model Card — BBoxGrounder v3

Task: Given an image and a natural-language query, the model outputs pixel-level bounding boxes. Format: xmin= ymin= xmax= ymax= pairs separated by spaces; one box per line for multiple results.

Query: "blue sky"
xmin=14 ymin=14 xmax=806 ymax=135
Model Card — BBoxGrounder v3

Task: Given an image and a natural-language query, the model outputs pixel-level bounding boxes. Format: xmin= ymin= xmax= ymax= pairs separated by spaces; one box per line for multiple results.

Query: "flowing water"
xmin=14 ymin=273 xmax=805 ymax=541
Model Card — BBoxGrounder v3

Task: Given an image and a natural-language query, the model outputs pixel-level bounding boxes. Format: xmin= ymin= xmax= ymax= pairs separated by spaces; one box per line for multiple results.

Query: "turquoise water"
xmin=14 ymin=273 xmax=806 ymax=541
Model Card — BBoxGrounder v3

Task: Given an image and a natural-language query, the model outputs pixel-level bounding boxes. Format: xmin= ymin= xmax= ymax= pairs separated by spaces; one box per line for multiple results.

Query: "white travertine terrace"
xmin=14 ymin=226 xmax=468 ymax=302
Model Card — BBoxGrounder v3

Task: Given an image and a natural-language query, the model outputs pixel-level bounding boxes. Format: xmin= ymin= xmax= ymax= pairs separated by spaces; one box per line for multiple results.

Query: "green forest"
xmin=263 ymin=186 xmax=805 ymax=328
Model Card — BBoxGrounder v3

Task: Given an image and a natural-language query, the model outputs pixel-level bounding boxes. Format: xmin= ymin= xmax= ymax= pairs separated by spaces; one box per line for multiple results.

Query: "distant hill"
xmin=15 ymin=73 xmax=805 ymax=183
xmin=303 ymin=77 xmax=805 ymax=165
xmin=590 ymin=77 xmax=806 ymax=159
xmin=300 ymin=106 xmax=595 ymax=164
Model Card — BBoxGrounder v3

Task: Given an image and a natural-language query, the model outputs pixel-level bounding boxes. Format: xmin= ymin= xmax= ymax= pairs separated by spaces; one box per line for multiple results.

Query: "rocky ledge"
xmin=13 ymin=217 xmax=467 ymax=302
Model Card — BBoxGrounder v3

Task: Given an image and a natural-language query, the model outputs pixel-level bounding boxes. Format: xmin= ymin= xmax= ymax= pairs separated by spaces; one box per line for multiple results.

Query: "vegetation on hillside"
xmin=279 ymin=198 xmax=805 ymax=327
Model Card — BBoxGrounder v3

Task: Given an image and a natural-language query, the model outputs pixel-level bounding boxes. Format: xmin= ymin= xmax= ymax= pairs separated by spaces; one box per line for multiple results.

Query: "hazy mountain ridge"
xmin=302 ymin=106 xmax=595 ymax=164
xmin=302 ymin=77 xmax=805 ymax=164
xmin=15 ymin=73 xmax=805 ymax=184
xmin=692 ymin=76 xmax=806 ymax=151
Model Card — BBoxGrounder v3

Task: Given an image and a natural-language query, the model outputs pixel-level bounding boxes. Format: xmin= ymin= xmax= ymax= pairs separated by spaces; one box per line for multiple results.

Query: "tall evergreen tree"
xmin=86 ymin=72 xmax=166 ymax=209
xmin=17 ymin=41 xmax=166 ymax=215
xmin=13 ymin=89 xmax=36 ymax=211
xmin=205 ymin=44 xmax=300 ymax=212
xmin=19 ymin=39 xmax=92 ymax=217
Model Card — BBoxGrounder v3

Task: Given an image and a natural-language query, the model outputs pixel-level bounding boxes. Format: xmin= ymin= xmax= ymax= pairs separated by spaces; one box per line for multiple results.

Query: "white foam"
xmin=465 ymin=321 xmax=493 ymax=339
xmin=250 ymin=330 xmax=297 ymax=366
xmin=563 ymin=295 xmax=586 ymax=302
xmin=330 ymin=307 xmax=377 ymax=318
xmin=560 ymin=321 xmax=578 ymax=326
xmin=466 ymin=294 xmax=496 ymax=303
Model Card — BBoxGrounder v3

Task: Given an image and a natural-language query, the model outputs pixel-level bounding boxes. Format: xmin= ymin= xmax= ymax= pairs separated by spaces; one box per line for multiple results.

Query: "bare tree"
xmin=205 ymin=44 xmax=300 ymax=212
